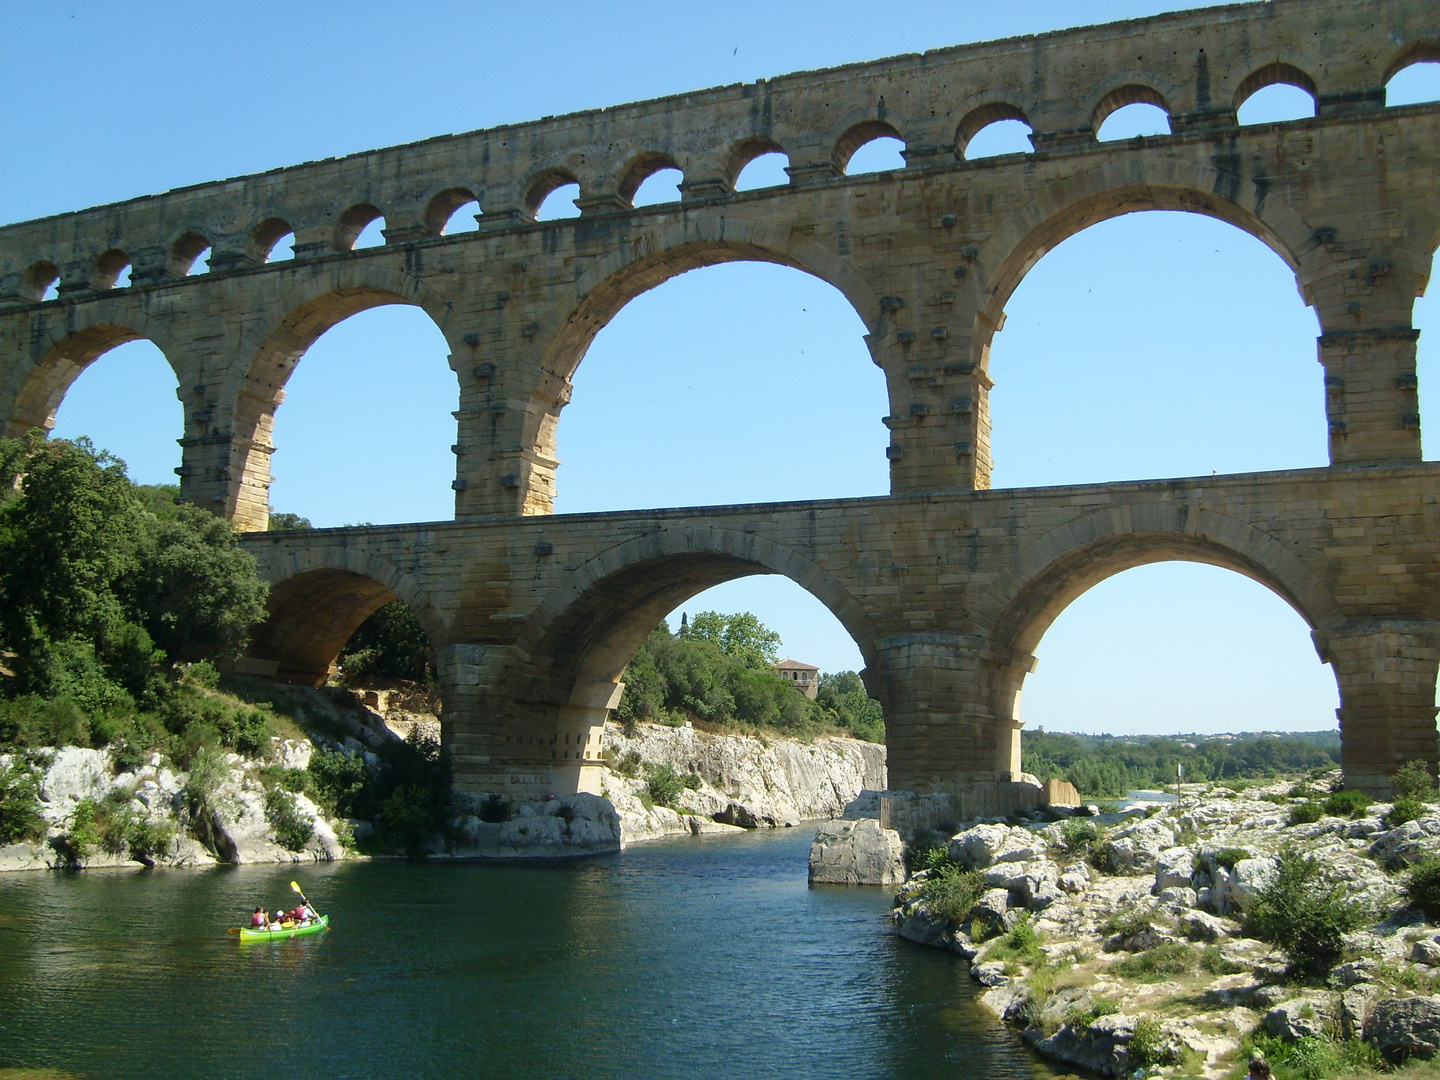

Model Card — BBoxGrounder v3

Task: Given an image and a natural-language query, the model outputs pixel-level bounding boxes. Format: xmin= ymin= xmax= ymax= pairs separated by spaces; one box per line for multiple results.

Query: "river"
xmin=0 ymin=827 xmax=1055 ymax=1080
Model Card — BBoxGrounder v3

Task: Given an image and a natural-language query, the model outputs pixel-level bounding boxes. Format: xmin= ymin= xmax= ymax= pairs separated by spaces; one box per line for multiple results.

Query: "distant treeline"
xmin=1022 ymin=729 xmax=1341 ymax=798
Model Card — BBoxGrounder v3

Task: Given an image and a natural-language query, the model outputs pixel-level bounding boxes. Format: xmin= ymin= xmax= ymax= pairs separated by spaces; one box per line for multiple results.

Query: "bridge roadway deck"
xmin=239 ymin=463 xmax=1440 ymax=799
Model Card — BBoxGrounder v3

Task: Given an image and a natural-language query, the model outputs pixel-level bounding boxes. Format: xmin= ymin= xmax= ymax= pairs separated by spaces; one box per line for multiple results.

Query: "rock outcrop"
xmin=600 ymin=720 xmax=885 ymax=845
xmin=808 ymin=818 xmax=905 ymax=885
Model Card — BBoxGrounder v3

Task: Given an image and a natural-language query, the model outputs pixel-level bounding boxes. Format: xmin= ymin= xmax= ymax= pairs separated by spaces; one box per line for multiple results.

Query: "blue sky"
xmin=10 ymin=3 xmax=1439 ymax=735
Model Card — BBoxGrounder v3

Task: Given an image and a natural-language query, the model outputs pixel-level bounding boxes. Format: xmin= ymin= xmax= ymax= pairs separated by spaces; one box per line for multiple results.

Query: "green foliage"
xmin=1102 ymin=907 xmax=1157 ymax=940
xmin=1289 ymin=800 xmax=1325 ymax=826
xmin=1323 ymin=789 xmax=1372 ymax=819
xmin=1388 ymin=797 xmax=1429 ymax=828
xmin=1059 ymin=819 xmax=1101 ymax=854
xmin=339 ymin=600 xmax=433 ymax=683
xmin=1212 ymin=847 xmax=1250 ymax=872
xmin=0 ymin=436 xmax=268 ymax=752
xmin=266 ymin=512 xmax=312 ymax=531
xmin=54 ymin=796 xmax=104 ymax=863
xmin=643 ymin=763 xmax=690 ymax=808
xmin=1065 ymin=996 xmax=1120 ymax=1031
xmin=263 ymin=787 xmax=314 ymax=852
xmin=1405 ymin=857 xmax=1440 ymax=921
xmin=920 ymin=865 xmax=984 ymax=929
xmin=476 ymin=793 xmax=513 ymax=823
xmin=1392 ymin=761 xmax=1437 ymax=802
xmin=0 ymin=762 xmax=44 ymax=844
xmin=1022 ymin=728 xmax=1340 ymax=799
xmin=685 ymin=611 xmax=781 ymax=669
xmin=1246 ymin=1032 xmax=1383 ymax=1080
xmin=1127 ymin=1015 xmax=1171 ymax=1069
xmin=306 ymin=731 xmax=450 ymax=853
xmin=986 ymin=914 xmax=1045 ymax=963
xmin=1200 ymin=944 xmax=1243 ymax=975
xmin=1244 ymin=845 xmax=1366 ymax=977
xmin=307 ymin=748 xmax=369 ymax=817
xmin=613 ymin=621 xmax=884 ymax=740
xmin=1115 ymin=942 xmax=1197 ymax=981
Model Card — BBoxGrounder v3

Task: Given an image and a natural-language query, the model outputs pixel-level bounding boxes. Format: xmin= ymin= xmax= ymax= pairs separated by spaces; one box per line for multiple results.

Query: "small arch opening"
xmin=425 ymin=188 xmax=481 ymax=236
xmin=1094 ymin=86 xmax=1171 ymax=141
xmin=733 ymin=151 xmax=789 ymax=191
xmin=837 ymin=121 xmax=905 ymax=175
xmin=23 ymin=261 xmax=59 ymax=303
xmin=168 ymin=232 xmax=212 ymax=277
xmin=631 ymin=168 xmax=684 ymax=208
xmin=527 ymin=169 xmax=582 ymax=221
xmin=334 ymin=204 xmax=385 ymax=252
xmin=254 ymin=218 xmax=296 ymax=262
xmin=93 ymin=250 xmax=131 ymax=291
xmin=958 ymin=103 xmax=1033 ymax=160
xmin=1235 ymin=64 xmax=1317 ymax=124
xmin=1387 ymin=53 xmax=1440 ymax=106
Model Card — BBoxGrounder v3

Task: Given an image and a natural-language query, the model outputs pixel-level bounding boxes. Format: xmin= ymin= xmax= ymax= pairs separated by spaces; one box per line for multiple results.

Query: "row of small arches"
xmin=17 ymin=58 xmax=1440 ymax=304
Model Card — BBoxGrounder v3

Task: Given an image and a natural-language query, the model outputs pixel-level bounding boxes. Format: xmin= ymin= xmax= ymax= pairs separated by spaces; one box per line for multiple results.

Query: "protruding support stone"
xmin=554 ymin=680 xmax=624 ymax=795
xmin=1313 ymin=619 xmax=1440 ymax=796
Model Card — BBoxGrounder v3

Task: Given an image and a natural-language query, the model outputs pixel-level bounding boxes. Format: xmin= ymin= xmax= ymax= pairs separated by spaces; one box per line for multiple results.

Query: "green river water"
xmin=0 ymin=827 xmax=1056 ymax=1080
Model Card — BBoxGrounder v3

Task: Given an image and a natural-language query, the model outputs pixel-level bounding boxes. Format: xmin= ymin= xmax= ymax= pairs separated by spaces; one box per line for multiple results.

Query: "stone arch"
xmin=724 ymin=136 xmax=788 ymax=189
xmin=92 ymin=249 xmax=131 ymax=291
xmin=974 ymin=501 xmax=1346 ymax=738
xmin=252 ymin=218 xmax=295 ymax=262
xmin=1385 ymin=41 xmax=1440 ymax=87
xmin=616 ymin=151 xmax=682 ymax=205
xmin=832 ymin=118 xmax=905 ymax=173
xmin=21 ymin=260 xmax=59 ymax=303
xmin=970 ymin=157 xmax=1330 ymax=354
xmin=333 ymin=203 xmax=384 ymax=252
xmin=167 ymin=230 xmax=211 ymax=277
xmin=245 ymin=547 xmax=449 ymax=686
xmin=1233 ymin=60 xmax=1319 ymax=112
xmin=1087 ymin=77 xmax=1174 ymax=135
xmin=508 ymin=525 xmax=881 ymax=707
xmin=955 ymin=99 xmax=1032 ymax=157
xmin=3 ymin=304 xmax=186 ymax=438
xmin=424 ymin=186 xmax=480 ymax=236
xmin=523 ymin=166 xmax=581 ymax=219
xmin=218 ymin=265 xmax=458 ymax=522
xmin=523 ymin=219 xmax=879 ymax=459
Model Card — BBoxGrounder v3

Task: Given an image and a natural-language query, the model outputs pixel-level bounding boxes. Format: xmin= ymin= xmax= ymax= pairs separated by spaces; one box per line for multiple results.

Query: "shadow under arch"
xmin=218 ymin=265 xmax=459 ymax=527
xmin=525 ymin=221 xmax=879 ymax=457
xmin=507 ymin=526 xmax=882 ymax=708
xmin=970 ymin=160 xmax=1332 ymax=351
xmin=972 ymin=501 xmax=1345 ymax=741
xmin=4 ymin=304 xmax=186 ymax=438
xmin=244 ymin=548 xmax=449 ymax=687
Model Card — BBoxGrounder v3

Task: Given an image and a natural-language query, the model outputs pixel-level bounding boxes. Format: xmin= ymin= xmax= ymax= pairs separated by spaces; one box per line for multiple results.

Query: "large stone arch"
xmin=509 ymin=524 xmax=882 ymax=705
xmin=3 ymin=302 xmax=186 ymax=438
xmin=523 ymin=219 xmax=880 ymax=459
xmin=968 ymin=157 xmax=1331 ymax=352
xmin=244 ymin=542 xmax=449 ymax=686
xmin=972 ymin=500 xmax=1345 ymax=747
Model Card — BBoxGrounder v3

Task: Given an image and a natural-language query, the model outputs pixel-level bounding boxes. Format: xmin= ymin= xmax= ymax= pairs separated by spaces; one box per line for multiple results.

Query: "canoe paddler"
xmin=250 ymin=906 xmax=266 ymax=928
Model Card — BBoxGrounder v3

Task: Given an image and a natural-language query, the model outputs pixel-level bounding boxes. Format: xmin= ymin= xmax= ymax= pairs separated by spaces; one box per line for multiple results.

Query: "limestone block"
xmin=807 ymin=818 xmax=905 ymax=886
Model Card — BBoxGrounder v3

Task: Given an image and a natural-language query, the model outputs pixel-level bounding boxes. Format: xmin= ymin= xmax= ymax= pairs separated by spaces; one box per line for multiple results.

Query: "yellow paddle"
xmin=290 ymin=880 xmax=322 ymax=921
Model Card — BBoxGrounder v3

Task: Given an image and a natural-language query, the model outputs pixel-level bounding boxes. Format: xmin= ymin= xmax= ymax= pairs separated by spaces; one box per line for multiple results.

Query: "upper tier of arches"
xmin=2 ymin=1 xmax=1433 ymax=303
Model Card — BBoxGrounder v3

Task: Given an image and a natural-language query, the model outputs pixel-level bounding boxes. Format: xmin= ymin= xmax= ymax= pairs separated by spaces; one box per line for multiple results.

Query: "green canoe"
xmin=237 ymin=914 xmax=329 ymax=942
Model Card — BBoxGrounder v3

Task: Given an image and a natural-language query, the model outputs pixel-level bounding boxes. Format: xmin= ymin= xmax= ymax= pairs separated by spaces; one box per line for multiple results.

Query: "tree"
xmin=0 ymin=434 xmax=269 ymax=709
xmin=687 ymin=610 xmax=781 ymax=669
xmin=339 ymin=600 xmax=433 ymax=682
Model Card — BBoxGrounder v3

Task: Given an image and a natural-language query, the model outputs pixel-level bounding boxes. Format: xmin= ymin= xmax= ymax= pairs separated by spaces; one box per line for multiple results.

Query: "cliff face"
xmin=600 ymin=721 xmax=887 ymax=844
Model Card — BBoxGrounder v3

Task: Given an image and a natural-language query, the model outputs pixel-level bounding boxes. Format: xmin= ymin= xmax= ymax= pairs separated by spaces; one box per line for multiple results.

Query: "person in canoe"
xmin=250 ymin=906 xmax=266 ymax=929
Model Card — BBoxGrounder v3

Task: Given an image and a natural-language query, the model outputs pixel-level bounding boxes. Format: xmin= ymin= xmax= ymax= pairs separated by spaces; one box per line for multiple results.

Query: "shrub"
xmin=1392 ymin=760 xmax=1437 ymax=802
xmin=1405 ymin=857 xmax=1440 ymax=921
xmin=53 ymin=796 xmax=104 ymax=863
xmin=0 ymin=763 xmax=45 ymax=844
xmin=1243 ymin=845 xmax=1366 ymax=977
xmin=376 ymin=783 xmax=437 ymax=850
xmin=1115 ymin=942 xmax=1196 ymax=981
xmin=920 ymin=865 xmax=984 ymax=929
xmin=476 ymin=793 xmax=513 ymax=823
xmin=1127 ymin=1015 xmax=1171 ymax=1069
xmin=307 ymin=748 xmax=368 ymax=818
xmin=1212 ymin=847 xmax=1250 ymax=872
xmin=1065 ymin=996 xmax=1120 ymax=1031
xmin=263 ymin=787 xmax=313 ymax=852
xmin=1323 ymin=789 xmax=1371 ymax=819
xmin=1387 ymin=797 xmax=1428 ymax=828
xmin=1103 ymin=907 xmax=1156 ymax=940
xmin=1201 ymin=944 xmax=1243 ymax=975
xmin=1288 ymin=800 xmax=1324 ymax=826
xmin=123 ymin=814 xmax=175 ymax=861
xmin=1059 ymin=819 xmax=1100 ymax=854
xmin=1247 ymin=1032 xmax=1382 ymax=1080
xmin=644 ymin=763 xmax=688 ymax=808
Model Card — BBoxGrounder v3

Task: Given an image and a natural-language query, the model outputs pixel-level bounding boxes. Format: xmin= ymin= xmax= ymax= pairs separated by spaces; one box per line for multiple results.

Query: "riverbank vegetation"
xmin=614 ymin=616 xmax=884 ymax=742
xmin=1022 ymin=729 xmax=1341 ymax=798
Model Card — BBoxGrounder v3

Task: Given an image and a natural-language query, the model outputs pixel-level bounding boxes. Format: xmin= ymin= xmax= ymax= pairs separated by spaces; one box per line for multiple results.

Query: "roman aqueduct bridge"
xmin=2 ymin=0 xmax=1439 ymax=799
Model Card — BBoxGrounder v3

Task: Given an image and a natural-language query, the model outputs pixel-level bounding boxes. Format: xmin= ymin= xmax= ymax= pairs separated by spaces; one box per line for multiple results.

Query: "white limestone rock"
xmin=808 ymin=818 xmax=905 ymax=886
xmin=1153 ymin=845 xmax=1195 ymax=892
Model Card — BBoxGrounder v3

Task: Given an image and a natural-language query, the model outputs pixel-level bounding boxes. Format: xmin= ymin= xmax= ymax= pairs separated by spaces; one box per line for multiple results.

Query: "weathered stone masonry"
xmin=2 ymin=0 xmax=1439 ymax=798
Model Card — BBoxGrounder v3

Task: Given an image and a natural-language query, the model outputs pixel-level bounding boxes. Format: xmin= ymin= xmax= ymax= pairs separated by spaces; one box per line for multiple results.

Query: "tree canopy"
xmin=0 ymin=433 xmax=269 ymax=716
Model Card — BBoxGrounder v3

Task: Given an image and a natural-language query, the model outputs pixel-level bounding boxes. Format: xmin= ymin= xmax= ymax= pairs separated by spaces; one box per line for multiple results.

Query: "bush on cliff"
xmin=1243 ymin=845 xmax=1366 ymax=977
xmin=1405 ymin=857 xmax=1440 ymax=922
xmin=0 ymin=762 xmax=44 ymax=845
xmin=919 ymin=864 xmax=984 ymax=929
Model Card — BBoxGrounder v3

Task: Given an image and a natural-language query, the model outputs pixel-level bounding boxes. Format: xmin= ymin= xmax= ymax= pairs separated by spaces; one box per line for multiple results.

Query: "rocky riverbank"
xmin=891 ymin=774 xmax=1440 ymax=1079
